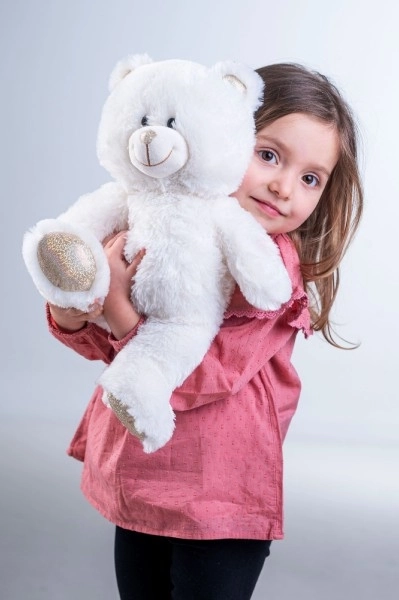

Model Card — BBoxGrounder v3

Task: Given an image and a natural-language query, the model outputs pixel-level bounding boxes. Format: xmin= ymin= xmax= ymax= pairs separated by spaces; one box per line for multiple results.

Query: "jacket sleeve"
xmin=46 ymin=304 xmax=145 ymax=365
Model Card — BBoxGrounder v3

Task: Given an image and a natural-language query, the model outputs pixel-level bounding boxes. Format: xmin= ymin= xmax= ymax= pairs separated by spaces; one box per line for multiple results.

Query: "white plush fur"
xmin=22 ymin=56 xmax=292 ymax=452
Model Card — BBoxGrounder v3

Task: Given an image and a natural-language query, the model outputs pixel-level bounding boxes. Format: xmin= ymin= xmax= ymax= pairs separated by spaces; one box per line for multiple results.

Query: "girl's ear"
xmin=211 ymin=60 xmax=264 ymax=111
xmin=108 ymin=54 xmax=153 ymax=92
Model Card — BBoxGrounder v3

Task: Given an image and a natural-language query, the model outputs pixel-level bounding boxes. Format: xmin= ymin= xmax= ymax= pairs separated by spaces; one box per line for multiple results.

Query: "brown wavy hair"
xmin=255 ymin=63 xmax=363 ymax=347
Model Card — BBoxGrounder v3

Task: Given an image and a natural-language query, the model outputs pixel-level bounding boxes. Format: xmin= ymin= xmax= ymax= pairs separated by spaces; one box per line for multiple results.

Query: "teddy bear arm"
xmin=59 ymin=181 xmax=129 ymax=239
xmin=215 ymin=200 xmax=292 ymax=311
xmin=22 ymin=182 xmax=129 ymax=310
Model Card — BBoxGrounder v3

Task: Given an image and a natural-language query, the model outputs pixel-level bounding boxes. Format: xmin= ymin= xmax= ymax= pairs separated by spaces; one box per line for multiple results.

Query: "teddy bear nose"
xmin=141 ymin=130 xmax=157 ymax=145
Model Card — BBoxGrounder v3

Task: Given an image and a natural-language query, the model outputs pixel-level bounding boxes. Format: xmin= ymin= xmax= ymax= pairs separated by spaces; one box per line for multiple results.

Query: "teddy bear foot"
xmin=107 ymin=393 xmax=147 ymax=443
xmin=37 ymin=232 xmax=97 ymax=292
xmin=103 ymin=386 xmax=175 ymax=453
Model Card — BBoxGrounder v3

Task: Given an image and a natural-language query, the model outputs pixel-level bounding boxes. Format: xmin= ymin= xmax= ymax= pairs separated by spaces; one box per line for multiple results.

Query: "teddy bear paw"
xmin=104 ymin=388 xmax=175 ymax=453
xmin=107 ymin=393 xmax=147 ymax=443
xmin=37 ymin=232 xmax=97 ymax=292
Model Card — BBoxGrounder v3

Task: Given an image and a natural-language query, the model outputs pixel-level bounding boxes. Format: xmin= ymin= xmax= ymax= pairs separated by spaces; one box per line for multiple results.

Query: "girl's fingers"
xmin=132 ymin=249 xmax=146 ymax=264
xmin=87 ymin=305 xmax=103 ymax=320
xmin=59 ymin=307 xmax=81 ymax=317
xmin=103 ymin=230 xmax=127 ymax=248
xmin=88 ymin=300 xmax=103 ymax=312
xmin=65 ymin=304 xmax=102 ymax=317
xmin=127 ymin=249 xmax=146 ymax=274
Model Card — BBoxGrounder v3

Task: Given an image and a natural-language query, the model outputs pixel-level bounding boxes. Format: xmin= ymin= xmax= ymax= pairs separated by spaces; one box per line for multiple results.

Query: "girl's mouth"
xmin=252 ymin=198 xmax=283 ymax=217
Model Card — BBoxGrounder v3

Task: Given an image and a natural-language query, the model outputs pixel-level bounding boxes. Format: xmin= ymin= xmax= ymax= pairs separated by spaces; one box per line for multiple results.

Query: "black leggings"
xmin=114 ymin=526 xmax=271 ymax=600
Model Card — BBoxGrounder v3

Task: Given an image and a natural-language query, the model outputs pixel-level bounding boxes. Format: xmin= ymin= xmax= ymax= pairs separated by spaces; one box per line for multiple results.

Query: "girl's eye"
xmin=167 ymin=117 xmax=176 ymax=129
xmin=302 ymin=174 xmax=319 ymax=187
xmin=258 ymin=149 xmax=278 ymax=164
xmin=141 ymin=116 xmax=149 ymax=126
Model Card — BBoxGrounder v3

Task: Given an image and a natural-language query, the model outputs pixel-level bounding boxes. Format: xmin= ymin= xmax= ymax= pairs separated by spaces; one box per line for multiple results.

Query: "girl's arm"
xmin=101 ymin=231 xmax=144 ymax=340
xmin=48 ymin=302 xmax=103 ymax=332
xmin=48 ymin=303 xmax=145 ymax=364
xmin=47 ymin=305 xmax=120 ymax=364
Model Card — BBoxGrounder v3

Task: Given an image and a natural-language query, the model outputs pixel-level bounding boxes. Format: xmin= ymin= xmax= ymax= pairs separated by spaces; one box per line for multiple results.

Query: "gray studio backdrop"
xmin=1 ymin=1 xmax=398 ymax=599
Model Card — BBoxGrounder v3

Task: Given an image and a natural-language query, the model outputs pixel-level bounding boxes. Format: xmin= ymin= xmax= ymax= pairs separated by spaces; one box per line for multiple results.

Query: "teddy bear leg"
xmin=22 ymin=219 xmax=110 ymax=311
xmin=99 ymin=317 xmax=219 ymax=453
xmin=101 ymin=357 xmax=176 ymax=453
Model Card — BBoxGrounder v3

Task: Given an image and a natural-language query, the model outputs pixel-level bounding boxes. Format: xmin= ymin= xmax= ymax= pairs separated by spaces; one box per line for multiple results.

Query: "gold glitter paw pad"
xmin=37 ymin=232 xmax=97 ymax=292
xmin=107 ymin=393 xmax=147 ymax=442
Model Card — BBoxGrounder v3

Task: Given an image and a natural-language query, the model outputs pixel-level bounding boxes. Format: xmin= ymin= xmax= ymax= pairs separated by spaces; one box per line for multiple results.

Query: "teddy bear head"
xmin=96 ymin=55 xmax=264 ymax=196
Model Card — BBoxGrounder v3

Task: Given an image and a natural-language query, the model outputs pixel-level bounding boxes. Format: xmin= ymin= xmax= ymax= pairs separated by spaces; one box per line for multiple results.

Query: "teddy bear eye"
xmin=167 ymin=118 xmax=176 ymax=129
xmin=141 ymin=116 xmax=149 ymax=126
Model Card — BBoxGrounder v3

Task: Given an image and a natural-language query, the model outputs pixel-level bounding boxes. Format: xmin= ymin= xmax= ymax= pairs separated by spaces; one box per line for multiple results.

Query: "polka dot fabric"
xmin=49 ymin=234 xmax=310 ymax=540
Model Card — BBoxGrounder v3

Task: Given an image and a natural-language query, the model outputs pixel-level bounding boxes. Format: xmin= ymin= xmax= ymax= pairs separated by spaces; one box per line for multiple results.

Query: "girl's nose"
xmin=268 ymin=173 xmax=293 ymax=200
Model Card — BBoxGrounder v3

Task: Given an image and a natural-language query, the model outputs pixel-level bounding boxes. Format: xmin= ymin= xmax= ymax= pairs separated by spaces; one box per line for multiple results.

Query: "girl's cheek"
xmin=236 ymin=174 xmax=250 ymax=193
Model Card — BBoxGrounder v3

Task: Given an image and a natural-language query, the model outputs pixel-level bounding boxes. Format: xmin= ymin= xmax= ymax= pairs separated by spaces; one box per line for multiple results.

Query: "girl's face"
xmin=233 ymin=113 xmax=340 ymax=235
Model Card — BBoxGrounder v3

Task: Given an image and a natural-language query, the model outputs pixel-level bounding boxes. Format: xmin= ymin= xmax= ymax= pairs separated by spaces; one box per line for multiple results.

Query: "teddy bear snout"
xmin=128 ymin=125 xmax=189 ymax=179
xmin=140 ymin=129 xmax=157 ymax=145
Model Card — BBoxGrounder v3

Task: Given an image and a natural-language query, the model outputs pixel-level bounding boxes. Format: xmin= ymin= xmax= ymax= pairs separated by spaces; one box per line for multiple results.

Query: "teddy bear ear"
xmin=108 ymin=54 xmax=153 ymax=92
xmin=211 ymin=61 xmax=264 ymax=111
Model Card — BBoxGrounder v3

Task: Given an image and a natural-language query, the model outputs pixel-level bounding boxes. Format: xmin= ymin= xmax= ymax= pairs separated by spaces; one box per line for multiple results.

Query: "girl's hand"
xmin=102 ymin=231 xmax=144 ymax=340
xmin=49 ymin=302 xmax=103 ymax=332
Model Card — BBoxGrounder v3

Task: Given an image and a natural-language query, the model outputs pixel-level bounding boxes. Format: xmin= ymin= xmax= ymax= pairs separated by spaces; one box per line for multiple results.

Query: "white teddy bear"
xmin=23 ymin=55 xmax=292 ymax=452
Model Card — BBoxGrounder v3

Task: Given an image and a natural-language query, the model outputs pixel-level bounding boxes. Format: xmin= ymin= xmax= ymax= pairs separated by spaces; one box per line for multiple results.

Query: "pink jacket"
xmin=49 ymin=233 xmax=311 ymax=541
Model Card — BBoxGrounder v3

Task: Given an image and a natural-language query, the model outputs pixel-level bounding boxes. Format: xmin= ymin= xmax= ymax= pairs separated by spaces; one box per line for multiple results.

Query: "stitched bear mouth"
xmin=128 ymin=125 xmax=189 ymax=177
xmin=137 ymin=148 xmax=173 ymax=167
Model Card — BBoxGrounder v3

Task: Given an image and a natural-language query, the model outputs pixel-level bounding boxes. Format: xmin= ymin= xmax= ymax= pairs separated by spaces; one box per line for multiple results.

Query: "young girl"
xmin=47 ymin=63 xmax=363 ymax=600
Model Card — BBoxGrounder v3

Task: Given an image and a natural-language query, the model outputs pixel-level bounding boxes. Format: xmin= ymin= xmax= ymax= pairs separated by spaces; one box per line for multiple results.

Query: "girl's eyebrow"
xmin=256 ymin=134 xmax=333 ymax=178
xmin=311 ymin=165 xmax=332 ymax=178
xmin=256 ymin=134 xmax=286 ymax=150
